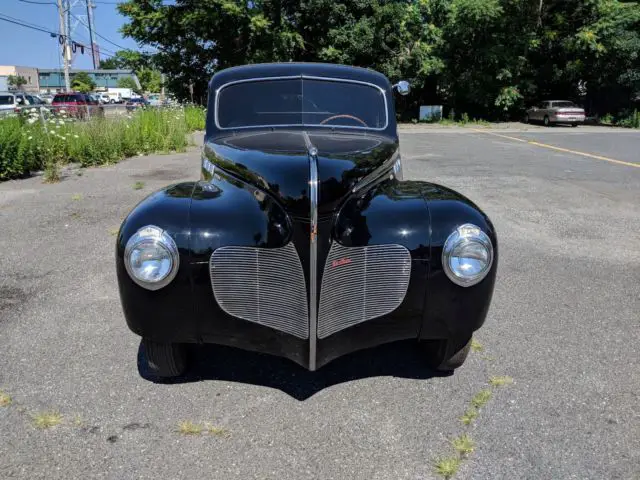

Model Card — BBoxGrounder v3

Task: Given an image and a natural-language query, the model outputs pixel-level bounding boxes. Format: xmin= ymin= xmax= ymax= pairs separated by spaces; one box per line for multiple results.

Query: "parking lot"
xmin=0 ymin=125 xmax=638 ymax=479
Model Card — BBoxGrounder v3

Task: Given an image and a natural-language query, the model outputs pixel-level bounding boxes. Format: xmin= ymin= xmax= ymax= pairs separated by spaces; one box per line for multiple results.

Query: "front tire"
xmin=142 ymin=339 xmax=187 ymax=378
xmin=421 ymin=337 xmax=472 ymax=372
xmin=571 ymin=123 xmax=579 ymax=127
xmin=543 ymin=115 xmax=550 ymax=127
xmin=524 ymin=113 xmax=529 ymax=124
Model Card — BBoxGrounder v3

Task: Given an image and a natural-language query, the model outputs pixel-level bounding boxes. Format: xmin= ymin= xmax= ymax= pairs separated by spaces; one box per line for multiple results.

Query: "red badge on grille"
xmin=332 ymin=258 xmax=352 ymax=268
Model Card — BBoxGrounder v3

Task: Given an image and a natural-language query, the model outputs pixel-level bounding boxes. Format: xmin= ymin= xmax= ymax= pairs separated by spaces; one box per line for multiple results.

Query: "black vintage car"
xmin=116 ymin=63 xmax=497 ymax=377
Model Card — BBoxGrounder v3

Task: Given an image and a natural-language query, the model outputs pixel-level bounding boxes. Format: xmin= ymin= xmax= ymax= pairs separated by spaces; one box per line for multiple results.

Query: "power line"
xmin=0 ymin=13 xmax=118 ymax=59
xmin=17 ymin=0 xmax=56 ymax=5
xmin=70 ymin=12 xmax=128 ymax=50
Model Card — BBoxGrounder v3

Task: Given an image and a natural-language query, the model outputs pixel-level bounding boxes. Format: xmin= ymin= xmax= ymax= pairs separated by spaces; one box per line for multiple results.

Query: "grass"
xmin=0 ymin=105 xmax=206 ymax=181
xmin=471 ymin=389 xmax=492 ymax=409
xmin=109 ymin=227 xmax=119 ymax=236
xmin=206 ymin=424 xmax=230 ymax=437
xmin=460 ymin=407 xmax=478 ymax=425
xmin=71 ymin=193 xmax=82 ymax=200
xmin=177 ymin=421 xmax=203 ymax=435
xmin=452 ymin=434 xmax=475 ymax=456
xmin=0 ymin=391 xmax=12 ymax=407
xmin=32 ymin=411 xmax=63 ymax=429
xmin=489 ymin=375 xmax=514 ymax=387
xmin=133 ymin=181 xmax=145 ymax=190
xmin=434 ymin=456 xmax=461 ymax=479
xmin=470 ymin=339 xmax=484 ymax=352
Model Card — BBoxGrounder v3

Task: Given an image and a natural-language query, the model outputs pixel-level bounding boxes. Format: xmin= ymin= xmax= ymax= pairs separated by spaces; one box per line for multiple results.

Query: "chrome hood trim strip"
xmin=304 ymin=131 xmax=319 ymax=371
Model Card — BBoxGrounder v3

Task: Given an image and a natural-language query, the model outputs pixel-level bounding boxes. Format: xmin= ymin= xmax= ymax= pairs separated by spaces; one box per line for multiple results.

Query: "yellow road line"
xmin=471 ymin=128 xmax=640 ymax=168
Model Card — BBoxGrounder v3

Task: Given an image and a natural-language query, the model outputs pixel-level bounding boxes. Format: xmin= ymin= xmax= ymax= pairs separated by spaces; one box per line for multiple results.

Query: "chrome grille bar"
xmin=318 ymin=243 xmax=411 ymax=339
xmin=210 ymin=243 xmax=309 ymax=339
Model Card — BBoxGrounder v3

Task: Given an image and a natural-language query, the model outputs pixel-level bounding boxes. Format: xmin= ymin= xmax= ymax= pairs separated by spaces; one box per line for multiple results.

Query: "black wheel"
xmin=524 ymin=113 xmax=529 ymax=124
xmin=571 ymin=123 xmax=578 ymax=127
xmin=421 ymin=337 xmax=472 ymax=372
xmin=142 ymin=339 xmax=187 ymax=378
xmin=543 ymin=115 xmax=550 ymax=127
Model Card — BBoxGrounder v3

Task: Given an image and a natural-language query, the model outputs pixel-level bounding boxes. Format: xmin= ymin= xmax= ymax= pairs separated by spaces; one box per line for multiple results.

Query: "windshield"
xmin=216 ymin=78 xmax=387 ymax=130
xmin=553 ymin=101 xmax=577 ymax=108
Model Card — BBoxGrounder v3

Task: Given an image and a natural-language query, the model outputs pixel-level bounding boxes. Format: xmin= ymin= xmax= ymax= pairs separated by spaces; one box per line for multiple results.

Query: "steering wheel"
xmin=320 ymin=114 xmax=368 ymax=127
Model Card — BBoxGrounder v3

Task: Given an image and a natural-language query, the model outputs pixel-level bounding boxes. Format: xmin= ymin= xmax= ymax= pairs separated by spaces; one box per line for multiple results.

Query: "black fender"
xmin=420 ymin=183 xmax=498 ymax=341
xmin=116 ymin=173 xmax=294 ymax=344
xmin=116 ymin=182 xmax=197 ymax=342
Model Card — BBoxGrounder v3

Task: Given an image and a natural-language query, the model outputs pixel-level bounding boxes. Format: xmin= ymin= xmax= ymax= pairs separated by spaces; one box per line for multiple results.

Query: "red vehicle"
xmin=51 ymin=92 xmax=103 ymax=119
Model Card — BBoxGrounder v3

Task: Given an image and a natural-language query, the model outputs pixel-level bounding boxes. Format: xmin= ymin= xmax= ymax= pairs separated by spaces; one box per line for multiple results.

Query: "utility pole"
xmin=85 ymin=0 xmax=98 ymax=69
xmin=56 ymin=0 xmax=71 ymax=91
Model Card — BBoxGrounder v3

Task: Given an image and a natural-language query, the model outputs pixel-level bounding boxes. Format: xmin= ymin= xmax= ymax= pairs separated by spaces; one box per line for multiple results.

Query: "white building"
xmin=0 ymin=65 xmax=40 ymax=92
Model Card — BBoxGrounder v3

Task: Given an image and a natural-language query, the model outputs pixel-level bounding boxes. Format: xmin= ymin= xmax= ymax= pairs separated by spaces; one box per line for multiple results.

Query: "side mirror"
xmin=393 ymin=80 xmax=410 ymax=96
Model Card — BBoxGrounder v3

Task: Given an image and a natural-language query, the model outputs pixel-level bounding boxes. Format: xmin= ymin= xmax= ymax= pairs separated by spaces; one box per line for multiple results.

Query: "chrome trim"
xmin=214 ymin=75 xmax=389 ymax=132
xmin=124 ymin=225 xmax=180 ymax=291
xmin=317 ymin=243 xmax=412 ymax=338
xmin=442 ymin=224 xmax=494 ymax=287
xmin=304 ymin=131 xmax=319 ymax=371
xmin=210 ymin=243 xmax=309 ymax=338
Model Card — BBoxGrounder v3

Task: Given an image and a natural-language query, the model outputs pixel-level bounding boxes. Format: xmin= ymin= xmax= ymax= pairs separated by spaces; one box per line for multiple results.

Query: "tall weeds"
xmin=0 ymin=105 xmax=206 ymax=180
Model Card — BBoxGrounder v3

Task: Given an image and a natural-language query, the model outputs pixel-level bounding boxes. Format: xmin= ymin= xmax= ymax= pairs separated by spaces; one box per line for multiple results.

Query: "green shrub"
xmin=0 ymin=106 xmax=206 ymax=180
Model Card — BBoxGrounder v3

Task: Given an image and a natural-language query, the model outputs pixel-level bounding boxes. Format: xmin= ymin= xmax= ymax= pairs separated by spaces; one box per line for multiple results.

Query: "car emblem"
xmin=331 ymin=258 xmax=352 ymax=268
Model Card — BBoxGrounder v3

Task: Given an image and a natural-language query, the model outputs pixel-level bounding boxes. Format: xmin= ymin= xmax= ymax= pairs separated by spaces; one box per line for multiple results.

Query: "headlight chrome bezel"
xmin=124 ymin=225 xmax=180 ymax=290
xmin=442 ymin=224 xmax=494 ymax=287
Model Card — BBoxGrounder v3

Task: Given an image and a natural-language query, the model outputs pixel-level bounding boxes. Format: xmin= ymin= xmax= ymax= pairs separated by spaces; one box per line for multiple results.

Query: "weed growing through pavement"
xmin=178 ymin=421 xmax=203 ymax=435
xmin=0 ymin=391 xmax=12 ymax=407
xmin=133 ymin=181 xmax=145 ymax=190
xmin=32 ymin=411 xmax=63 ymax=429
xmin=452 ymin=434 xmax=475 ymax=457
xmin=471 ymin=389 xmax=492 ymax=409
xmin=109 ymin=227 xmax=119 ymax=236
xmin=42 ymin=160 xmax=61 ymax=183
xmin=460 ymin=407 xmax=478 ymax=426
xmin=489 ymin=375 xmax=514 ymax=387
xmin=470 ymin=339 xmax=484 ymax=352
xmin=71 ymin=193 xmax=82 ymax=200
xmin=206 ymin=423 xmax=230 ymax=437
xmin=434 ymin=457 xmax=461 ymax=479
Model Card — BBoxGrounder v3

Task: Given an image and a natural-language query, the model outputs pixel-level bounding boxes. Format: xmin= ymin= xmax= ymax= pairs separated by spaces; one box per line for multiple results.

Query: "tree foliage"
xmin=7 ymin=75 xmax=27 ymax=90
xmin=71 ymin=71 xmax=96 ymax=93
xmin=117 ymin=76 xmax=140 ymax=93
xmin=100 ymin=49 xmax=162 ymax=93
xmin=118 ymin=0 xmax=640 ymax=118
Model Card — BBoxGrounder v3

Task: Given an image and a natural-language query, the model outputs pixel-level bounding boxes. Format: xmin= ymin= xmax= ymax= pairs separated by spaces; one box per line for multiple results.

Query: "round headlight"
xmin=124 ymin=225 xmax=179 ymax=290
xmin=442 ymin=224 xmax=493 ymax=287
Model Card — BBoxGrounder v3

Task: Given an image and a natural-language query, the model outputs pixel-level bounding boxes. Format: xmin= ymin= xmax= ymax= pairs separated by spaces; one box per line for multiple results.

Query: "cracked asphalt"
xmin=1 ymin=125 xmax=639 ymax=479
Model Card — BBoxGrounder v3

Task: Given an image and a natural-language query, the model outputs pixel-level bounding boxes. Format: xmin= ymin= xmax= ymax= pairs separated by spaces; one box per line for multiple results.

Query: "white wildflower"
xmin=74 ymin=134 xmax=79 ymax=138
xmin=27 ymin=118 xmax=37 ymax=125
xmin=28 ymin=136 xmax=33 ymax=140
xmin=56 ymin=125 xmax=61 ymax=129
xmin=59 ymin=109 xmax=66 ymax=114
xmin=29 ymin=108 xmax=36 ymax=113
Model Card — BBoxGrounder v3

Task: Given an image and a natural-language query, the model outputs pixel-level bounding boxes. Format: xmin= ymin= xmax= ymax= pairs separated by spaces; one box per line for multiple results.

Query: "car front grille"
xmin=317 ymin=243 xmax=412 ymax=338
xmin=209 ymin=242 xmax=411 ymax=340
xmin=209 ymin=243 xmax=309 ymax=339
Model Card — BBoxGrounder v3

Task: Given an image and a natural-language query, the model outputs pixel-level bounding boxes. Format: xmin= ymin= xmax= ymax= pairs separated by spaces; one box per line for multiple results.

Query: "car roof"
xmin=209 ymin=63 xmax=391 ymax=92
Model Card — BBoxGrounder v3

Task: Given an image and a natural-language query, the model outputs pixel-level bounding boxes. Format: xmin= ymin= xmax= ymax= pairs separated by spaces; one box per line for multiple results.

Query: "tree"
xmin=99 ymin=49 xmax=151 ymax=71
xmin=137 ymin=68 xmax=162 ymax=93
xmin=7 ymin=75 xmax=27 ymax=91
xmin=71 ymin=71 xmax=96 ymax=93
xmin=117 ymin=0 xmax=640 ymax=116
xmin=117 ymin=76 xmax=140 ymax=93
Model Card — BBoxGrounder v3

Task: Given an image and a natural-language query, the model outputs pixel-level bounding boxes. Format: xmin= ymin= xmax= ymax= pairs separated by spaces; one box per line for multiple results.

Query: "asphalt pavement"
xmin=0 ymin=125 xmax=638 ymax=479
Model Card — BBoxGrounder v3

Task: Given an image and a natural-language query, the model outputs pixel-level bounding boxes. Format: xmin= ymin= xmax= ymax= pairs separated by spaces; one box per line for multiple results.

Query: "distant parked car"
xmin=0 ymin=92 xmax=47 ymax=117
xmin=525 ymin=100 xmax=585 ymax=127
xmin=52 ymin=92 xmax=103 ymax=119
xmin=125 ymin=97 xmax=149 ymax=111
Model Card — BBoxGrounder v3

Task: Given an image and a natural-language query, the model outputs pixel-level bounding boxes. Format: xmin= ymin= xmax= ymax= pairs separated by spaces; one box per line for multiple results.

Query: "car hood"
xmin=203 ymin=130 xmax=398 ymax=218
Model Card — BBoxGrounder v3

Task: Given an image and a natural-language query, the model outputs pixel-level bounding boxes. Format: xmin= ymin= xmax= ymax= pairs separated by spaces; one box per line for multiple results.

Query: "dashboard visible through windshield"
xmin=216 ymin=77 xmax=388 ymax=130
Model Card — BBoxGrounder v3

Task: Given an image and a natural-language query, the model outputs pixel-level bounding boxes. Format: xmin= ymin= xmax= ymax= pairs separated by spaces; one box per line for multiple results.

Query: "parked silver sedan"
xmin=525 ymin=100 xmax=586 ymax=127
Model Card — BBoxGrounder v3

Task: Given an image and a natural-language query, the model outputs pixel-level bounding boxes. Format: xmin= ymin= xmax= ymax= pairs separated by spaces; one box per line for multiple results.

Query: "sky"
xmin=0 ymin=0 xmax=140 ymax=69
